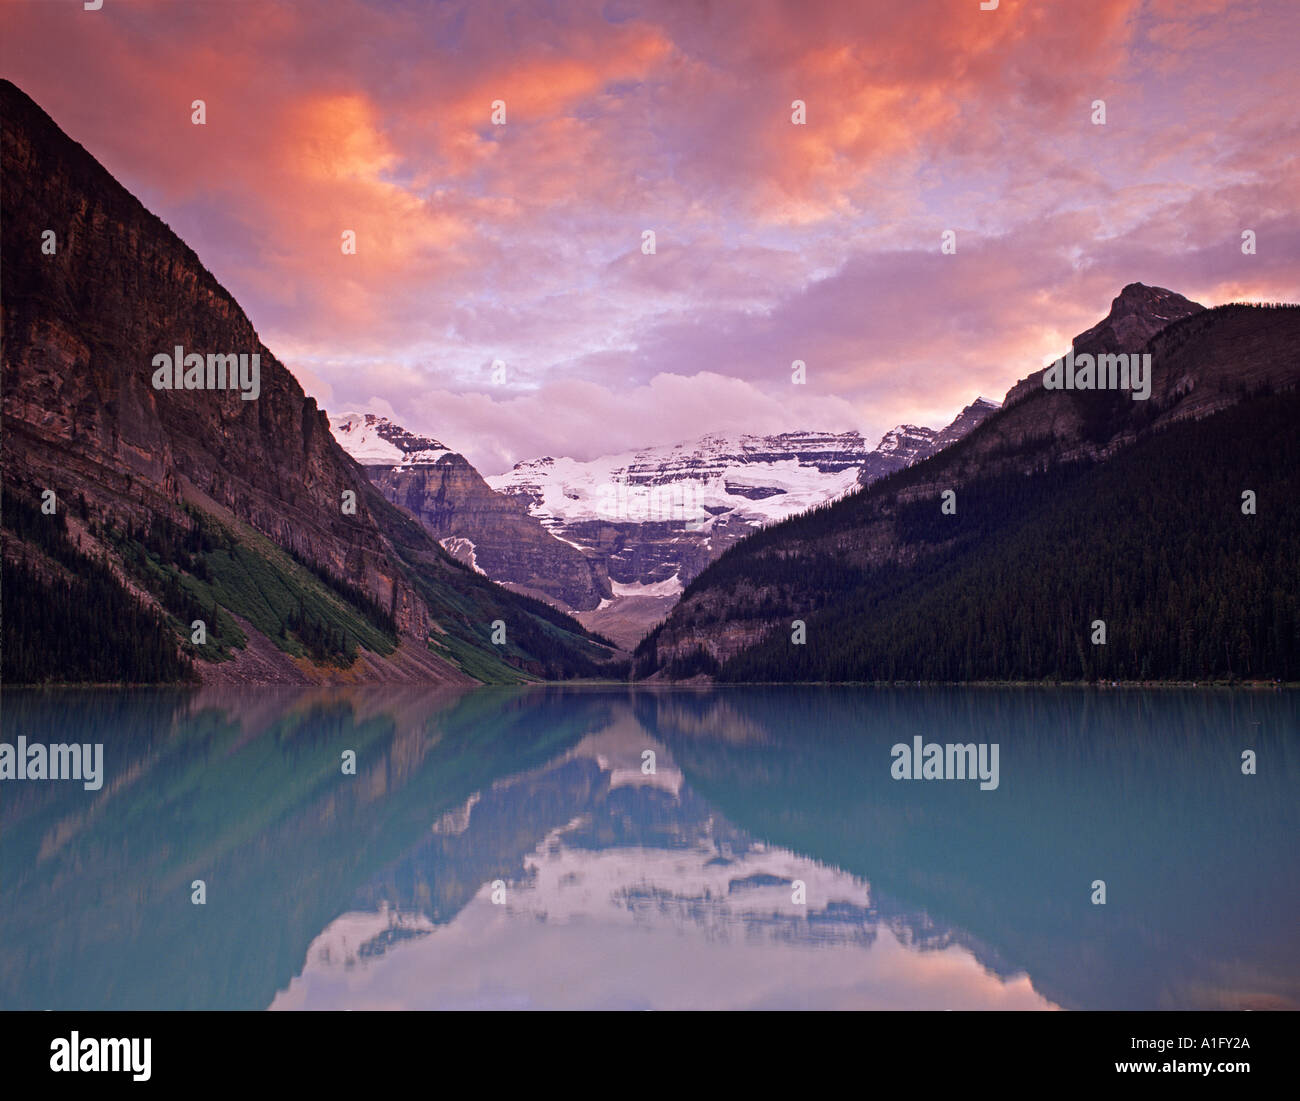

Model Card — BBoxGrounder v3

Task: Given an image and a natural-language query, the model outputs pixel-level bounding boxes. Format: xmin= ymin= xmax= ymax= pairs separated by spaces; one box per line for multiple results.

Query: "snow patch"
xmin=331 ymin=411 xmax=452 ymax=467
xmin=488 ymin=436 xmax=867 ymax=531
xmin=611 ymin=575 xmax=683 ymax=598
xmin=330 ymin=412 xmax=406 ymax=463
xmin=440 ymin=536 xmax=485 ymax=575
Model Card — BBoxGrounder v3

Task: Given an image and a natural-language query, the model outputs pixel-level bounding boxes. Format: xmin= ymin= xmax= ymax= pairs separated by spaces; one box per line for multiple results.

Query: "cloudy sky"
xmin=4 ymin=0 xmax=1297 ymax=473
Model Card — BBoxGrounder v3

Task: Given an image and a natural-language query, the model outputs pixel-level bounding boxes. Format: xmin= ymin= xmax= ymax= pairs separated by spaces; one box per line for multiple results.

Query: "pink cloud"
xmin=2 ymin=0 xmax=1297 ymax=466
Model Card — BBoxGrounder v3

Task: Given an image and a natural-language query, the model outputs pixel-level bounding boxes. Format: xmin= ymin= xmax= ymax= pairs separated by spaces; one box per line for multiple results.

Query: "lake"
xmin=1 ymin=686 xmax=1295 ymax=1010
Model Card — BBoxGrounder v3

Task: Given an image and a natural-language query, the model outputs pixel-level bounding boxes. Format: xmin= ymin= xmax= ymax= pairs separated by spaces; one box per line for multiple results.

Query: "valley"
xmin=334 ymin=407 xmax=1000 ymax=648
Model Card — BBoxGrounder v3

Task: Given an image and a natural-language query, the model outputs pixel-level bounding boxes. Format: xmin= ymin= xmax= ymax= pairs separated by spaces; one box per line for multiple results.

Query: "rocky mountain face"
xmin=490 ymin=432 xmax=868 ymax=598
xmin=637 ymin=290 xmax=1300 ymax=680
xmin=926 ymin=285 xmax=1295 ymax=491
xmin=1004 ymin=283 xmax=1205 ymax=408
xmin=1072 ymin=282 xmax=1204 ymax=359
xmin=855 ymin=398 xmax=1000 ymax=486
xmin=930 ymin=396 xmax=1002 ymax=451
xmin=331 ymin=413 xmax=611 ymax=611
xmin=489 ymin=412 xmax=997 ymax=647
xmin=1 ymin=79 xmax=617 ymax=684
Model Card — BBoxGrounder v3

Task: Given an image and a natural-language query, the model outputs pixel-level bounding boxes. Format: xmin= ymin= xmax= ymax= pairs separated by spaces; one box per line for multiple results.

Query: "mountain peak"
xmin=1004 ymin=284 xmax=1207 ymax=409
xmin=329 ymin=411 xmax=451 ymax=465
xmin=1073 ymin=283 xmax=1205 ymax=358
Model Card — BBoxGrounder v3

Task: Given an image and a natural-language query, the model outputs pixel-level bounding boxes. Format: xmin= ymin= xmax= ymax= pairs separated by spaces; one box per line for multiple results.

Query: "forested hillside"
xmin=709 ymin=391 xmax=1300 ymax=681
xmin=638 ymin=303 xmax=1300 ymax=683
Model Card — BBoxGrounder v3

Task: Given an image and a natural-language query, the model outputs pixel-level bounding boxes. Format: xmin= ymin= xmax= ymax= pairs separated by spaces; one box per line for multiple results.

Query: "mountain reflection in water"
xmin=1 ymin=686 xmax=1295 ymax=1011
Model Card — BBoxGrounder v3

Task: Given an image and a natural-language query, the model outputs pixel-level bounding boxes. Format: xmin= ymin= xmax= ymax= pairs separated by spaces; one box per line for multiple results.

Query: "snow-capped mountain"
xmin=491 ymin=405 xmax=999 ymax=534
xmin=330 ymin=412 xmax=454 ymax=466
xmin=329 ymin=413 xmax=611 ymax=613
xmin=488 ymin=430 xmax=874 ymax=534
xmin=856 ymin=398 xmax=1001 ymax=485
xmin=329 ymin=403 xmax=999 ymax=649
xmin=486 ymin=402 xmax=997 ymax=646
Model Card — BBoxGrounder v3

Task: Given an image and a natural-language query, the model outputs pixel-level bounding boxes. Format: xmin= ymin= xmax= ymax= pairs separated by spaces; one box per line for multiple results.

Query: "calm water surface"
xmin=1 ymin=686 xmax=1295 ymax=1010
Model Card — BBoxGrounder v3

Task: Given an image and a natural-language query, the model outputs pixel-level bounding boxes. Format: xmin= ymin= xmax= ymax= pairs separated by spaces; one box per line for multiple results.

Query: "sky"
xmin=3 ymin=0 xmax=1298 ymax=474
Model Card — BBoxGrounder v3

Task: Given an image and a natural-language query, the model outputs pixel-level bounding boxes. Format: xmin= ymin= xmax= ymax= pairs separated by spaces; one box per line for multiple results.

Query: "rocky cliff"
xmin=332 ymin=413 xmax=611 ymax=611
xmin=1003 ymin=283 xmax=1205 ymax=408
xmin=855 ymin=398 xmax=1000 ymax=486
xmin=1 ymin=79 xmax=618 ymax=684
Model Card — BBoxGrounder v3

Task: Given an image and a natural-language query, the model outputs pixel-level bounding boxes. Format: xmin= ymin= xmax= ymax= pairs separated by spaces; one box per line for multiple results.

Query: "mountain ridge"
xmin=635 ymin=292 xmax=1300 ymax=681
xmin=330 ymin=411 xmax=612 ymax=612
xmin=331 ymin=402 xmax=999 ymax=648
xmin=1 ymin=78 xmax=619 ymax=685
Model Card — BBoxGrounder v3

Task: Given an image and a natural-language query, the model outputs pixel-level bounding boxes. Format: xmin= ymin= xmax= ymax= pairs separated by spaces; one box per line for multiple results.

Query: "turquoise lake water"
xmin=1 ymin=686 xmax=1295 ymax=1010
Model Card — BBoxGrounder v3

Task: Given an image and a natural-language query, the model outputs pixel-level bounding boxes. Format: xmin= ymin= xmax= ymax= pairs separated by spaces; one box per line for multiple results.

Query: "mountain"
xmin=930 ymin=396 xmax=1002 ymax=450
xmin=1002 ymin=282 xmax=1205 ymax=408
xmin=331 ymin=412 xmax=611 ymax=612
xmin=329 ymin=413 xmax=454 ymax=466
xmin=635 ymin=288 xmax=1300 ymax=682
xmin=1072 ymin=282 xmax=1204 ymax=358
xmin=489 ymin=411 xmax=996 ymax=647
xmin=0 ymin=79 xmax=620 ymax=685
xmin=855 ymin=398 xmax=1000 ymax=486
